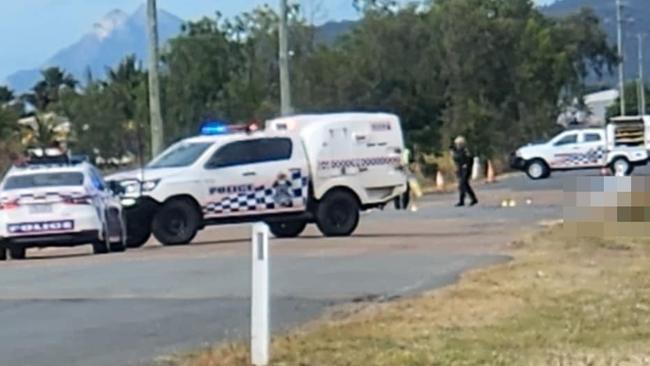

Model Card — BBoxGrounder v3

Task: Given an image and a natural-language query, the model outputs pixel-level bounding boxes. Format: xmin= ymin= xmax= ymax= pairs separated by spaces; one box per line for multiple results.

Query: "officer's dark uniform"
xmin=452 ymin=146 xmax=478 ymax=206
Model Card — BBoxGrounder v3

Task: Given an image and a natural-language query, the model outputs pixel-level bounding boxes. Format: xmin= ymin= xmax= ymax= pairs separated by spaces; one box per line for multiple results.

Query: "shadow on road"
xmin=23 ymin=252 xmax=96 ymax=261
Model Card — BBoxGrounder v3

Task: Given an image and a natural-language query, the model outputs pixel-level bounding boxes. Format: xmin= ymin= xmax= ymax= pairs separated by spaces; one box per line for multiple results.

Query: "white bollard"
xmin=251 ymin=223 xmax=270 ymax=366
xmin=471 ymin=156 xmax=481 ymax=181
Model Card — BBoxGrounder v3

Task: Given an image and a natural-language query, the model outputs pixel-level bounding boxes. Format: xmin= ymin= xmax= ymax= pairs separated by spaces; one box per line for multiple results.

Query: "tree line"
xmin=0 ymin=0 xmax=617 ymax=169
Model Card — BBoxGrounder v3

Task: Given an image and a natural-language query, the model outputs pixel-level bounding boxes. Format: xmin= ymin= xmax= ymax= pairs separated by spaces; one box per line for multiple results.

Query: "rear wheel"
xmin=152 ymin=199 xmax=201 ymax=246
xmin=0 ymin=246 xmax=6 ymax=261
xmin=315 ymin=190 xmax=360 ymax=237
xmin=9 ymin=246 xmax=25 ymax=260
xmin=269 ymin=221 xmax=307 ymax=238
xmin=610 ymin=157 xmax=633 ymax=176
xmin=92 ymin=238 xmax=109 ymax=255
xmin=107 ymin=209 xmax=126 ymax=253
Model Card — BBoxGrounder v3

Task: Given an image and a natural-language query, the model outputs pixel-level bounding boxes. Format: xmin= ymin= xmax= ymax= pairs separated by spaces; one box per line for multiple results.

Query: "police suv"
xmin=0 ymin=151 xmax=126 ymax=259
xmin=107 ymin=113 xmax=409 ymax=247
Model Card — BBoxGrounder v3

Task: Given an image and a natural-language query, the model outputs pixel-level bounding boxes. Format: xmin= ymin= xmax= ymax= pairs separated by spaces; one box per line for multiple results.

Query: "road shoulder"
xmin=170 ymin=223 xmax=650 ymax=366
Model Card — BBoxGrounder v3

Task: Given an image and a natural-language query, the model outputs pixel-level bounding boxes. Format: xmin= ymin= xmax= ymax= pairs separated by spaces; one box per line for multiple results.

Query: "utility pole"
xmin=279 ymin=0 xmax=292 ymax=116
xmin=616 ymin=0 xmax=626 ymax=116
xmin=147 ymin=0 xmax=164 ymax=157
xmin=638 ymin=33 xmax=646 ymax=116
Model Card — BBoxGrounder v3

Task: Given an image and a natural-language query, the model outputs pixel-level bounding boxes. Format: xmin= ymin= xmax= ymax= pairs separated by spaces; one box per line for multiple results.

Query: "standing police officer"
xmin=451 ymin=136 xmax=478 ymax=207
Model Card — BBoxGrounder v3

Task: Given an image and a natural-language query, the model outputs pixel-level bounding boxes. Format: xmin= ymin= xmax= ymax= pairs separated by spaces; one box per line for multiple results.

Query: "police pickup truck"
xmin=511 ymin=116 xmax=650 ymax=179
xmin=106 ymin=113 xmax=409 ymax=247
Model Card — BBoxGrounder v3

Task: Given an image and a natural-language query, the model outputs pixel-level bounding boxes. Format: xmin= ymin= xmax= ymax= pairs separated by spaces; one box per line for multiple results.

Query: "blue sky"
xmin=0 ymin=0 xmax=555 ymax=83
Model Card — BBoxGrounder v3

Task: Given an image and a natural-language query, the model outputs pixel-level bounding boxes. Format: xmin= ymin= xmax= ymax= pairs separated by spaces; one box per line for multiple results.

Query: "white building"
xmin=557 ymin=89 xmax=619 ymax=128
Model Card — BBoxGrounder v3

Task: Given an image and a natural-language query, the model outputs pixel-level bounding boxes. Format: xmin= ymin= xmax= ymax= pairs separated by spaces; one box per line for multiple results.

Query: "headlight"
xmin=120 ymin=180 xmax=140 ymax=195
xmin=141 ymin=179 xmax=161 ymax=192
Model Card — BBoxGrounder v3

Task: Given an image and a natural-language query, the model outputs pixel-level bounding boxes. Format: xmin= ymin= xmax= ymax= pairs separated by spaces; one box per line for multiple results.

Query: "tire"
xmin=126 ymin=222 xmax=151 ymax=248
xmin=315 ymin=190 xmax=360 ymax=237
xmin=152 ymin=199 xmax=201 ymax=246
xmin=0 ymin=246 xmax=6 ymax=261
xmin=9 ymin=246 xmax=25 ymax=260
xmin=610 ymin=157 xmax=633 ymax=176
xmin=107 ymin=209 xmax=126 ymax=253
xmin=269 ymin=221 xmax=307 ymax=238
xmin=93 ymin=239 xmax=109 ymax=255
xmin=526 ymin=159 xmax=550 ymax=180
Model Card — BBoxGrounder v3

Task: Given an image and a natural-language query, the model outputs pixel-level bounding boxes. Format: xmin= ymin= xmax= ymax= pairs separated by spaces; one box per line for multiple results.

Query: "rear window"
xmin=3 ymin=172 xmax=85 ymax=190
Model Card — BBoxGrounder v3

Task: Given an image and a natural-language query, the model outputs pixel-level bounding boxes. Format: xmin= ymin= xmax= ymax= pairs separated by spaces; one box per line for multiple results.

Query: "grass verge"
xmin=173 ymin=224 xmax=650 ymax=366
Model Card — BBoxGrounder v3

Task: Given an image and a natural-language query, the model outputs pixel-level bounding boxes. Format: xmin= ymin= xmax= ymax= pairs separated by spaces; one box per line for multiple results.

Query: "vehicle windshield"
xmin=3 ymin=172 xmax=84 ymax=190
xmin=147 ymin=142 xmax=212 ymax=169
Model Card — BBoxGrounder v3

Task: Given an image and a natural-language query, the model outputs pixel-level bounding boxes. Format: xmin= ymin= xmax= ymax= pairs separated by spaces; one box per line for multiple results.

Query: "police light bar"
xmin=200 ymin=121 xmax=229 ymax=135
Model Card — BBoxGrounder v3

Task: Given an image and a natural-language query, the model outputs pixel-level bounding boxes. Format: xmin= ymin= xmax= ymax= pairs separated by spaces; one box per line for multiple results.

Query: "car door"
xmin=549 ymin=132 xmax=581 ymax=169
xmin=202 ymin=137 xmax=306 ymax=219
xmin=577 ymin=131 xmax=606 ymax=168
xmin=87 ymin=168 xmax=109 ymax=220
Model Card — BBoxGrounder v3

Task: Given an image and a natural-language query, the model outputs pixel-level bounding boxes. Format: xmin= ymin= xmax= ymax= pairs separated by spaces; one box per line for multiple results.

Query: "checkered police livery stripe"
xmin=319 ymin=156 xmax=401 ymax=171
xmin=553 ymin=147 xmax=605 ymax=167
xmin=203 ymin=169 xmax=309 ymax=216
xmin=1 ymin=192 xmax=88 ymax=203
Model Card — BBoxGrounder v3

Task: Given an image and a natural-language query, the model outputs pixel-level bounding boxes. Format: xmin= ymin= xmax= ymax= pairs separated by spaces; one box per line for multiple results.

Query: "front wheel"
xmin=526 ymin=160 xmax=550 ymax=180
xmin=126 ymin=222 xmax=151 ymax=248
xmin=315 ymin=190 xmax=360 ymax=237
xmin=9 ymin=246 xmax=25 ymax=260
xmin=610 ymin=157 xmax=633 ymax=176
xmin=269 ymin=221 xmax=307 ymax=238
xmin=152 ymin=199 xmax=201 ymax=246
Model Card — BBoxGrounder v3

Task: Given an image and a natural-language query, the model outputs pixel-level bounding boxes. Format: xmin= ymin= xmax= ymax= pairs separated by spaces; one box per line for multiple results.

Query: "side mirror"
xmin=107 ymin=181 xmax=125 ymax=195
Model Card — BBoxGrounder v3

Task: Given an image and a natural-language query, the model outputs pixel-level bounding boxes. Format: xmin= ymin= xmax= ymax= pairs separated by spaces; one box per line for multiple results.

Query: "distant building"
xmin=557 ymin=89 xmax=619 ymax=128
xmin=584 ymin=89 xmax=619 ymax=125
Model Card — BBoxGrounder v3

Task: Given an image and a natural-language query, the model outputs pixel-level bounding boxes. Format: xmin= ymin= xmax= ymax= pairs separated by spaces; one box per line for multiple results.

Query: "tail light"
xmin=0 ymin=200 xmax=19 ymax=210
xmin=63 ymin=196 xmax=93 ymax=205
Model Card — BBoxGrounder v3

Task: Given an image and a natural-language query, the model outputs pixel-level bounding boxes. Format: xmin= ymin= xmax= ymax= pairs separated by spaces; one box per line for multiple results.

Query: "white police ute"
xmin=106 ymin=113 xmax=410 ymax=247
xmin=511 ymin=116 xmax=650 ymax=179
xmin=0 ymin=152 xmax=126 ymax=260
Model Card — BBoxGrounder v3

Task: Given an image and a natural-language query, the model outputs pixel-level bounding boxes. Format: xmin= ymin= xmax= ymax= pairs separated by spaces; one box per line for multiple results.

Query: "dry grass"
xmin=171 ymin=224 xmax=650 ymax=366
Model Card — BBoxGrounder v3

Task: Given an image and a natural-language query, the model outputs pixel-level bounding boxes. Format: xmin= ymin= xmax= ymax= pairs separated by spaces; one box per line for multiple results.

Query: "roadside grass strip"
xmin=172 ymin=224 xmax=650 ymax=366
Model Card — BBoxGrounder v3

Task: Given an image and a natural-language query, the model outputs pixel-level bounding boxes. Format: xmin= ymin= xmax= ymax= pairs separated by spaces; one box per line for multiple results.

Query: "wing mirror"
xmin=107 ymin=181 xmax=125 ymax=195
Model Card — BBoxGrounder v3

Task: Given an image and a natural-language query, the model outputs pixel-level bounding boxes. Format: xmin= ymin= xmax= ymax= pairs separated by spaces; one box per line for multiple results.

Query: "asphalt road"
xmin=0 ymin=173 xmax=567 ymax=366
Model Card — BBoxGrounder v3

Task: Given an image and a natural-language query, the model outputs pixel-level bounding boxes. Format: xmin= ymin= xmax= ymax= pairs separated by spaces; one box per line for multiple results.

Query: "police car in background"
xmin=106 ymin=113 xmax=410 ymax=247
xmin=511 ymin=116 xmax=650 ymax=179
xmin=0 ymin=151 xmax=126 ymax=260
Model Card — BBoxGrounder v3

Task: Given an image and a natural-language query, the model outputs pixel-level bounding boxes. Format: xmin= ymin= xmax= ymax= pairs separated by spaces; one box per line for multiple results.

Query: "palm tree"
xmin=21 ymin=67 xmax=77 ymax=111
xmin=0 ymin=86 xmax=14 ymax=104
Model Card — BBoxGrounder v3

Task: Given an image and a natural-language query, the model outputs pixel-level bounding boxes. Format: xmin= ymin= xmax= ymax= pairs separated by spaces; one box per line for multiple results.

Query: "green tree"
xmin=61 ymin=56 xmax=149 ymax=162
xmin=607 ymin=82 xmax=649 ymax=118
xmin=22 ymin=67 xmax=76 ymax=111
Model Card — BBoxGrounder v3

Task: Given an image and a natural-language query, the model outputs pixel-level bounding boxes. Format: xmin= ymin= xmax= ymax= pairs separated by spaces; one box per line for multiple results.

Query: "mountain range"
xmin=6 ymin=5 xmax=184 ymax=92
xmin=5 ymin=0 xmax=648 ymax=93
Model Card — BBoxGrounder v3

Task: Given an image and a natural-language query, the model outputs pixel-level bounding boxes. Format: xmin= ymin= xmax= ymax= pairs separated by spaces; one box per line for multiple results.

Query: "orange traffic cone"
xmin=486 ymin=160 xmax=496 ymax=183
xmin=435 ymin=170 xmax=445 ymax=191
